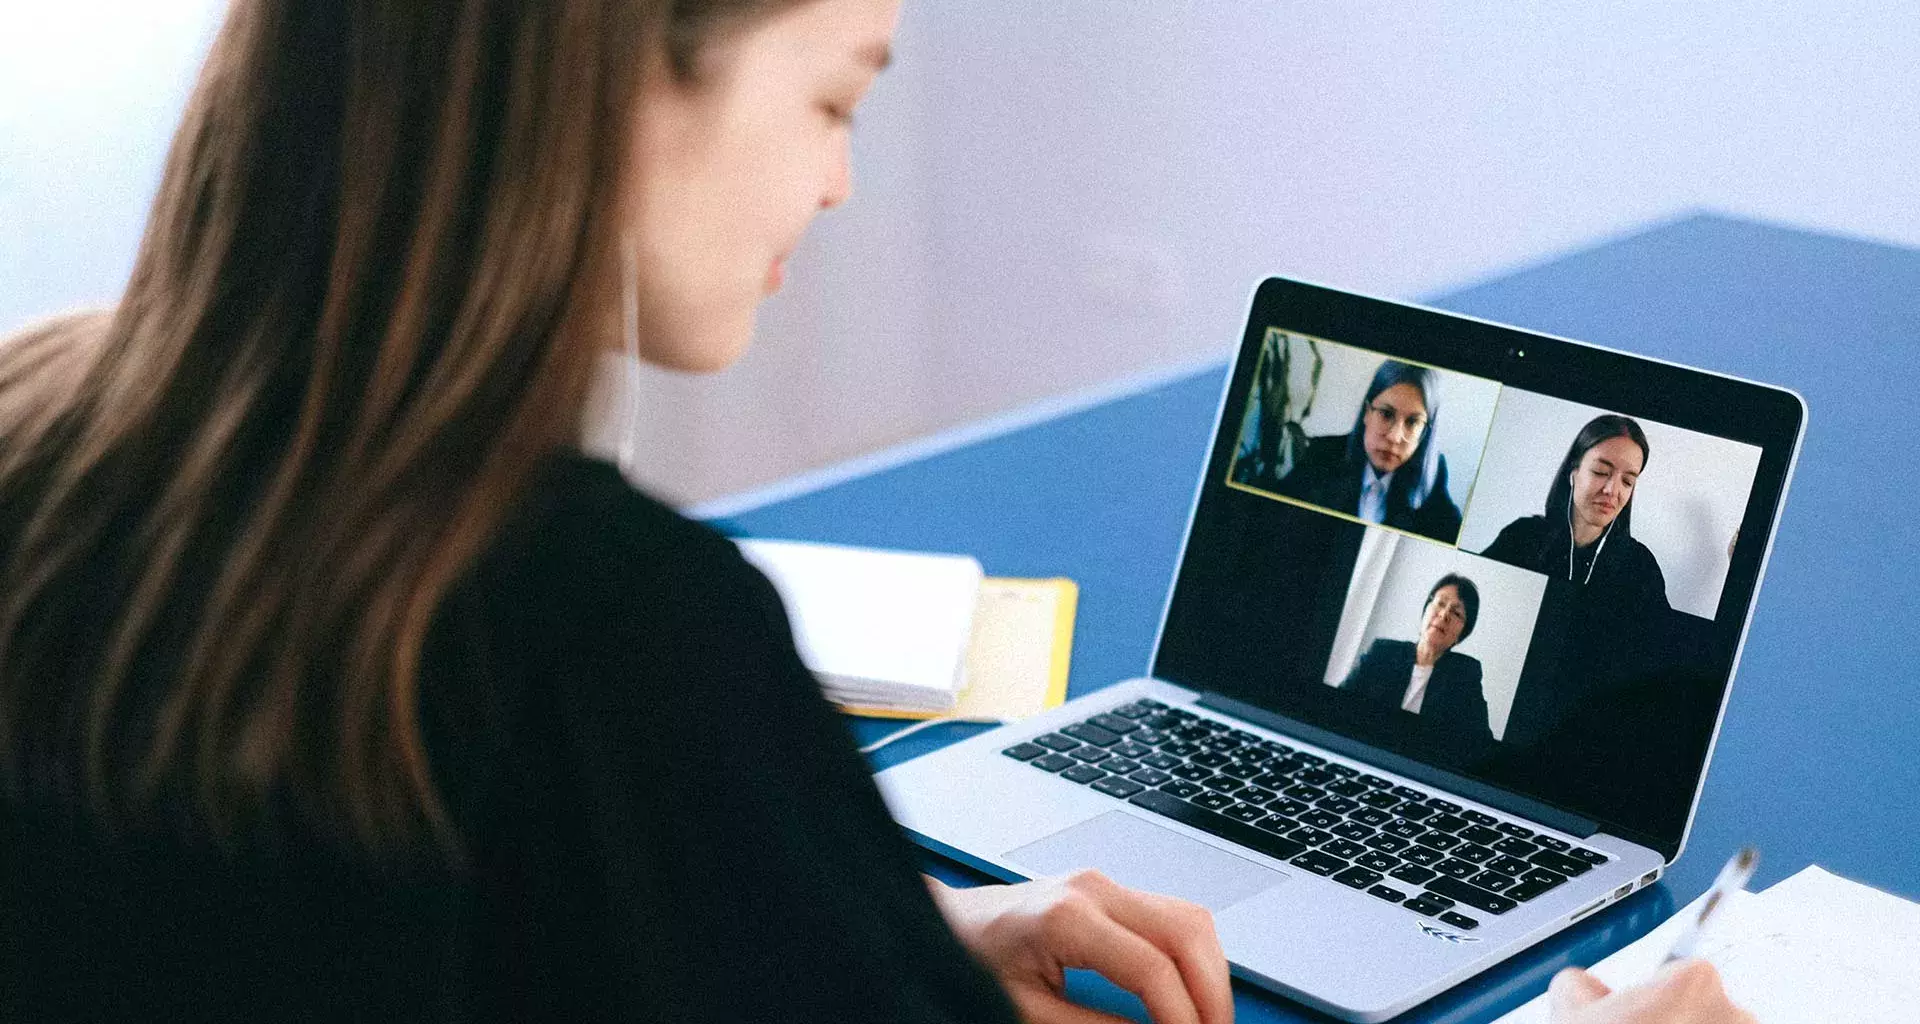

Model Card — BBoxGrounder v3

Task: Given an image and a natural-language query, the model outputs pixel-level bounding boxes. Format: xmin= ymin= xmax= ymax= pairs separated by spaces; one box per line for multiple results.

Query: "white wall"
xmin=1324 ymin=530 xmax=1547 ymax=740
xmin=1458 ymin=388 xmax=1762 ymax=619
xmin=5 ymin=1 xmax=1916 ymax=503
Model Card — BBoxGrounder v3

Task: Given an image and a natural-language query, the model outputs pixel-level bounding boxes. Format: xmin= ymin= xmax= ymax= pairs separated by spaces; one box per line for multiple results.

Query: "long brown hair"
xmin=0 ymin=0 xmax=802 ymax=861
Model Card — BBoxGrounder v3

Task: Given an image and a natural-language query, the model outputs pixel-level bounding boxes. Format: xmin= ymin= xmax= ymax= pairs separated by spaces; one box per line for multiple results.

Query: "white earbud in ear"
xmin=618 ymin=236 xmax=642 ymax=481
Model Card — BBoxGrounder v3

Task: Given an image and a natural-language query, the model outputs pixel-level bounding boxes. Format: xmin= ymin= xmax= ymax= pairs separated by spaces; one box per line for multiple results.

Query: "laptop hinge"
xmin=1197 ymin=693 xmax=1600 ymax=838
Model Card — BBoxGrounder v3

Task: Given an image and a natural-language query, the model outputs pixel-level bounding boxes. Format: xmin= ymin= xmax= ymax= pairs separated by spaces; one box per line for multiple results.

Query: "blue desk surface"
xmin=717 ymin=213 xmax=1920 ymax=1022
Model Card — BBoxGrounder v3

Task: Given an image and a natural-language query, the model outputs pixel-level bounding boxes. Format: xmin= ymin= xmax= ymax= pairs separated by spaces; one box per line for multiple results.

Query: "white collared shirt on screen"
xmin=1400 ymin=663 xmax=1434 ymax=714
xmin=1359 ymin=464 xmax=1392 ymax=523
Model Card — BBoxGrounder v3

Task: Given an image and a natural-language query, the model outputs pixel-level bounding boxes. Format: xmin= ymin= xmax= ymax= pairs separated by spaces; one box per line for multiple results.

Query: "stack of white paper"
xmin=1495 ymin=865 xmax=1920 ymax=1023
xmin=737 ymin=539 xmax=984 ymax=713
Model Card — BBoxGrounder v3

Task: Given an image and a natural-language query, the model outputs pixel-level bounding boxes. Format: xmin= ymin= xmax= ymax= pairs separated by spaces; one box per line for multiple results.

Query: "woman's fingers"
xmin=1040 ymin=880 xmax=1204 ymax=1024
xmin=1081 ymin=877 xmax=1234 ymax=1024
xmin=1549 ymin=967 xmax=1612 ymax=1013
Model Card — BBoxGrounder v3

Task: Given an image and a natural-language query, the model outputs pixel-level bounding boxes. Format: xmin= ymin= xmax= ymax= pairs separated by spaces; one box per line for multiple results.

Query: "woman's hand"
xmin=1549 ymin=962 xmax=1756 ymax=1023
xmin=927 ymin=871 xmax=1233 ymax=1024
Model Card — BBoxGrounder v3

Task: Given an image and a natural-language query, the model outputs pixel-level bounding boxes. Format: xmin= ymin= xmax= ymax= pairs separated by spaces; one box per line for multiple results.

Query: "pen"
xmin=1663 ymin=846 xmax=1758 ymax=963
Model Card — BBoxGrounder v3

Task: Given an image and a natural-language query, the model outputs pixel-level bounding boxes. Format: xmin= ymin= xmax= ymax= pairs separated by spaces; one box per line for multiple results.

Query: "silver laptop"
xmin=876 ymin=277 xmax=1805 ymax=1021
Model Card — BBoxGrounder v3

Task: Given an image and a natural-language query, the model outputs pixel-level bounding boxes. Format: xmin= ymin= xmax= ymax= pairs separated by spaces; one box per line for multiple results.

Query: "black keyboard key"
xmin=1266 ymin=798 xmax=1311 ymax=817
xmin=1294 ymin=768 xmax=1336 ymax=786
xmin=1363 ymin=834 xmax=1410 ymax=853
xmin=1222 ymin=761 xmax=1265 ymax=780
xmin=1426 ymin=813 xmax=1470 ymax=833
xmin=1358 ymin=790 xmax=1402 ymax=810
xmin=1359 ymin=774 xmax=1394 ymax=789
xmin=1299 ymin=809 xmax=1341 ymax=830
xmin=1172 ymin=725 xmax=1212 ymax=743
xmin=1496 ymin=822 xmax=1534 ymax=838
xmin=1462 ymin=810 xmax=1498 ymax=827
xmin=1290 ymin=850 xmax=1345 ymax=876
xmin=1127 ymin=789 xmax=1306 ymax=864
xmin=1255 ymin=814 xmax=1298 ymax=835
xmin=1060 ymin=764 xmax=1107 ymax=784
xmin=1529 ymin=849 xmax=1595 ymax=877
xmin=1201 ymin=735 xmax=1243 ymax=753
xmin=1161 ymin=707 xmax=1194 ymax=720
xmin=1111 ymin=741 xmax=1153 ymax=760
xmin=1458 ymin=825 xmax=1503 ymax=846
xmin=1287 ymin=827 xmax=1334 ymax=847
xmin=1569 ymin=847 xmax=1610 ymax=866
xmin=1390 ymin=863 xmax=1439 ymax=885
xmin=1237 ymin=786 xmax=1277 ymax=806
xmin=1111 ymin=702 xmax=1155 ymax=720
xmin=1383 ymin=818 xmax=1427 ymax=840
xmin=1102 ymin=757 xmax=1141 ymax=775
xmin=1191 ymin=750 xmax=1232 ymax=768
xmin=1402 ymin=846 xmax=1445 ymax=866
xmin=1316 ymin=795 xmax=1361 ymax=814
xmin=1142 ymin=752 xmax=1181 ymax=770
xmin=1285 ymin=784 xmax=1327 ymax=802
xmin=1031 ymin=753 xmax=1076 ymax=772
xmin=1418 ymin=832 xmax=1464 ymax=852
xmin=1522 ymin=867 xmax=1568 ymax=886
xmin=1322 ymin=839 xmax=1368 ymax=860
xmin=1091 ymin=776 xmax=1146 ymax=798
xmin=1135 ymin=698 xmax=1167 ymax=709
xmin=1002 ymin=743 xmax=1046 ymax=761
xmin=1160 ymin=780 xmax=1203 ymax=799
xmin=1355 ymin=851 xmax=1399 ymax=873
xmin=1131 ymin=728 xmax=1167 ymax=745
xmin=1508 ymin=874 xmax=1567 ymax=902
xmin=1034 ymin=733 xmax=1079 ymax=751
xmin=1435 ymin=858 xmax=1480 ymax=879
xmin=1063 ymin=723 xmax=1121 ymax=747
xmin=1456 ymin=844 xmax=1496 ymax=864
xmin=1128 ymin=768 xmax=1171 ymax=787
xmin=1087 ymin=714 xmax=1140 ymax=735
xmin=1224 ymin=802 xmax=1267 ymax=823
xmin=1193 ymin=791 xmax=1236 ymax=811
xmin=1351 ymin=807 xmax=1394 ymax=827
xmin=1533 ymin=835 xmax=1570 ymax=852
xmin=1159 ymin=741 xmax=1201 ymax=757
xmin=1332 ymin=866 xmax=1381 ymax=889
xmin=1472 ymin=870 xmax=1519 ymax=893
xmin=1237 ymin=747 xmax=1276 ymax=765
xmin=1069 ymin=746 xmax=1113 ymax=763
xmin=1293 ymin=751 xmax=1327 ymax=766
xmin=1200 ymin=776 xmax=1245 ymax=794
xmin=1427 ymin=876 xmax=1520 ymax=915
xmin=1396 ymin=802 xmax=1437 ymax=821
xmin=1143 ymin=713 xmax=1183 ymax=731
xmin=1324 ymin=763 xmax=1359 ymax=778
xmin=1392 ymin=786 xmax=1428 ymax=802
xmin=1368 ymin=884 xmax=1408 ymax=904
xmin=1403 ymin=895 xmax=1451 ymax=917
xmin=1170 ymin=763 xmax=1213 ymax=782
xmin=1488 ymin=855 xmax=1531 ymax=877
xmin=1331 ymin=821 xmax=1375 ymax=841
xmin=1328 ymin=778 xmax=1370 ymax=797
xmin=1424 ymin=798 xmax=1462 ymax=813
xmin=1437 ymin=911 xmax=1480 ymax=931
xmin=1249 ymin=773 xmax=1294 ymax=790
xmin=1494 ymin=837 xmax=1538 ymax=858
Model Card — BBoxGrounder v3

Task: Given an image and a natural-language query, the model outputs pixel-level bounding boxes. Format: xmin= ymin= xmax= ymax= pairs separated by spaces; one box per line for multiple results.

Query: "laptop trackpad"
xmin=1005 ymin=811 xmax=1288 ymax=911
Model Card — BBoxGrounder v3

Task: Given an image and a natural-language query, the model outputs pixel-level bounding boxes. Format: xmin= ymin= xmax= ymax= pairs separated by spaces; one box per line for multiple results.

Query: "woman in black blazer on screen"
xmin=1275 ymin=360 xmax=1464 ymax=544
xmin=1340 ymin=574 xmax=1494 ymax=757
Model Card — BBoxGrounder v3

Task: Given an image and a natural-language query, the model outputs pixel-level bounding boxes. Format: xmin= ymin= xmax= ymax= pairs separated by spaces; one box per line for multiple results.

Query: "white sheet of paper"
xmin=1495 ymin=866 xmax=1920 ymax=1024
xmin=736 ymin=538 xmax=982 ymax=699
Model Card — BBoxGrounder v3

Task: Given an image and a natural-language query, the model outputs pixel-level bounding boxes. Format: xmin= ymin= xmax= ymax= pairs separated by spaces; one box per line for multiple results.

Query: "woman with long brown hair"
xmin=0 ymin=2 xmax=1750 ymax=1022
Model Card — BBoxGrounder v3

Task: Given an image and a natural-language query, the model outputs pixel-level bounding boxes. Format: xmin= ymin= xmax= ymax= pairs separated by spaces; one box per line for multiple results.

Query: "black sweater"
xmin=2 ymin=453 xmax=1019 ymax=1024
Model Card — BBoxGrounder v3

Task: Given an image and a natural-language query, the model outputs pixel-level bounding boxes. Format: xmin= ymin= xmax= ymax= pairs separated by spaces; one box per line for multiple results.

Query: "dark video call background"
xmin=1157 ymin=329 xmax=1766 ymax=851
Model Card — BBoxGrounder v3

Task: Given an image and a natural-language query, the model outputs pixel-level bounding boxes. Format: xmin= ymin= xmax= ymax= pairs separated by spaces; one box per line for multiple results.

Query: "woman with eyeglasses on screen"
xmin=1273 ymin=361 xmax=1464 ymax=544
xmin=0 ymin=2 xmax=1750 ymax=1022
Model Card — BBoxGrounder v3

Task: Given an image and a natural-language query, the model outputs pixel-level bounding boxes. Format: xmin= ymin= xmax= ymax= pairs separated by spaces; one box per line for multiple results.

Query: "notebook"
xmin=1495 ymin=865 xmax=1920 ymax=1023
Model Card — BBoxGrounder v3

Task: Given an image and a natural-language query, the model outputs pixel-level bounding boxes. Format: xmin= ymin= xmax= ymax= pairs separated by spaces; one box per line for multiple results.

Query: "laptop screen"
xmin=1154 ymin=279 xmax=1802 ymax=858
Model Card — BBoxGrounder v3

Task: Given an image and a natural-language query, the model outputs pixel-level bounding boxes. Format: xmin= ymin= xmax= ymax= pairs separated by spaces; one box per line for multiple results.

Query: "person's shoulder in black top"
xmin=2 ymin=451 xmax=1018 ymax=1024
xmin=425 ymin=451 xmax=1019 ymax=1024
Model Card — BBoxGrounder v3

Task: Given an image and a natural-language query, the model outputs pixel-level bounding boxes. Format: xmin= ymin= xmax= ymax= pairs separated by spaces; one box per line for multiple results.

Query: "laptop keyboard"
xmin=1002 ymin=699 xmax=1610 ymax=933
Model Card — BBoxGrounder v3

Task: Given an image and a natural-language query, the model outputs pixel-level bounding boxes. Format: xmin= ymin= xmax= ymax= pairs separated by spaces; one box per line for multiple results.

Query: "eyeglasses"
xmin=1366 ymin=402 xmax=1429 ymax=438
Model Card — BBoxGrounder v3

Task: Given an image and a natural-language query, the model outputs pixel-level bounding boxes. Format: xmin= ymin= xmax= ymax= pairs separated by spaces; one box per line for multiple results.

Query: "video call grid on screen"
xmin=1224 ymin=328 xmax=1765 ymax=742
